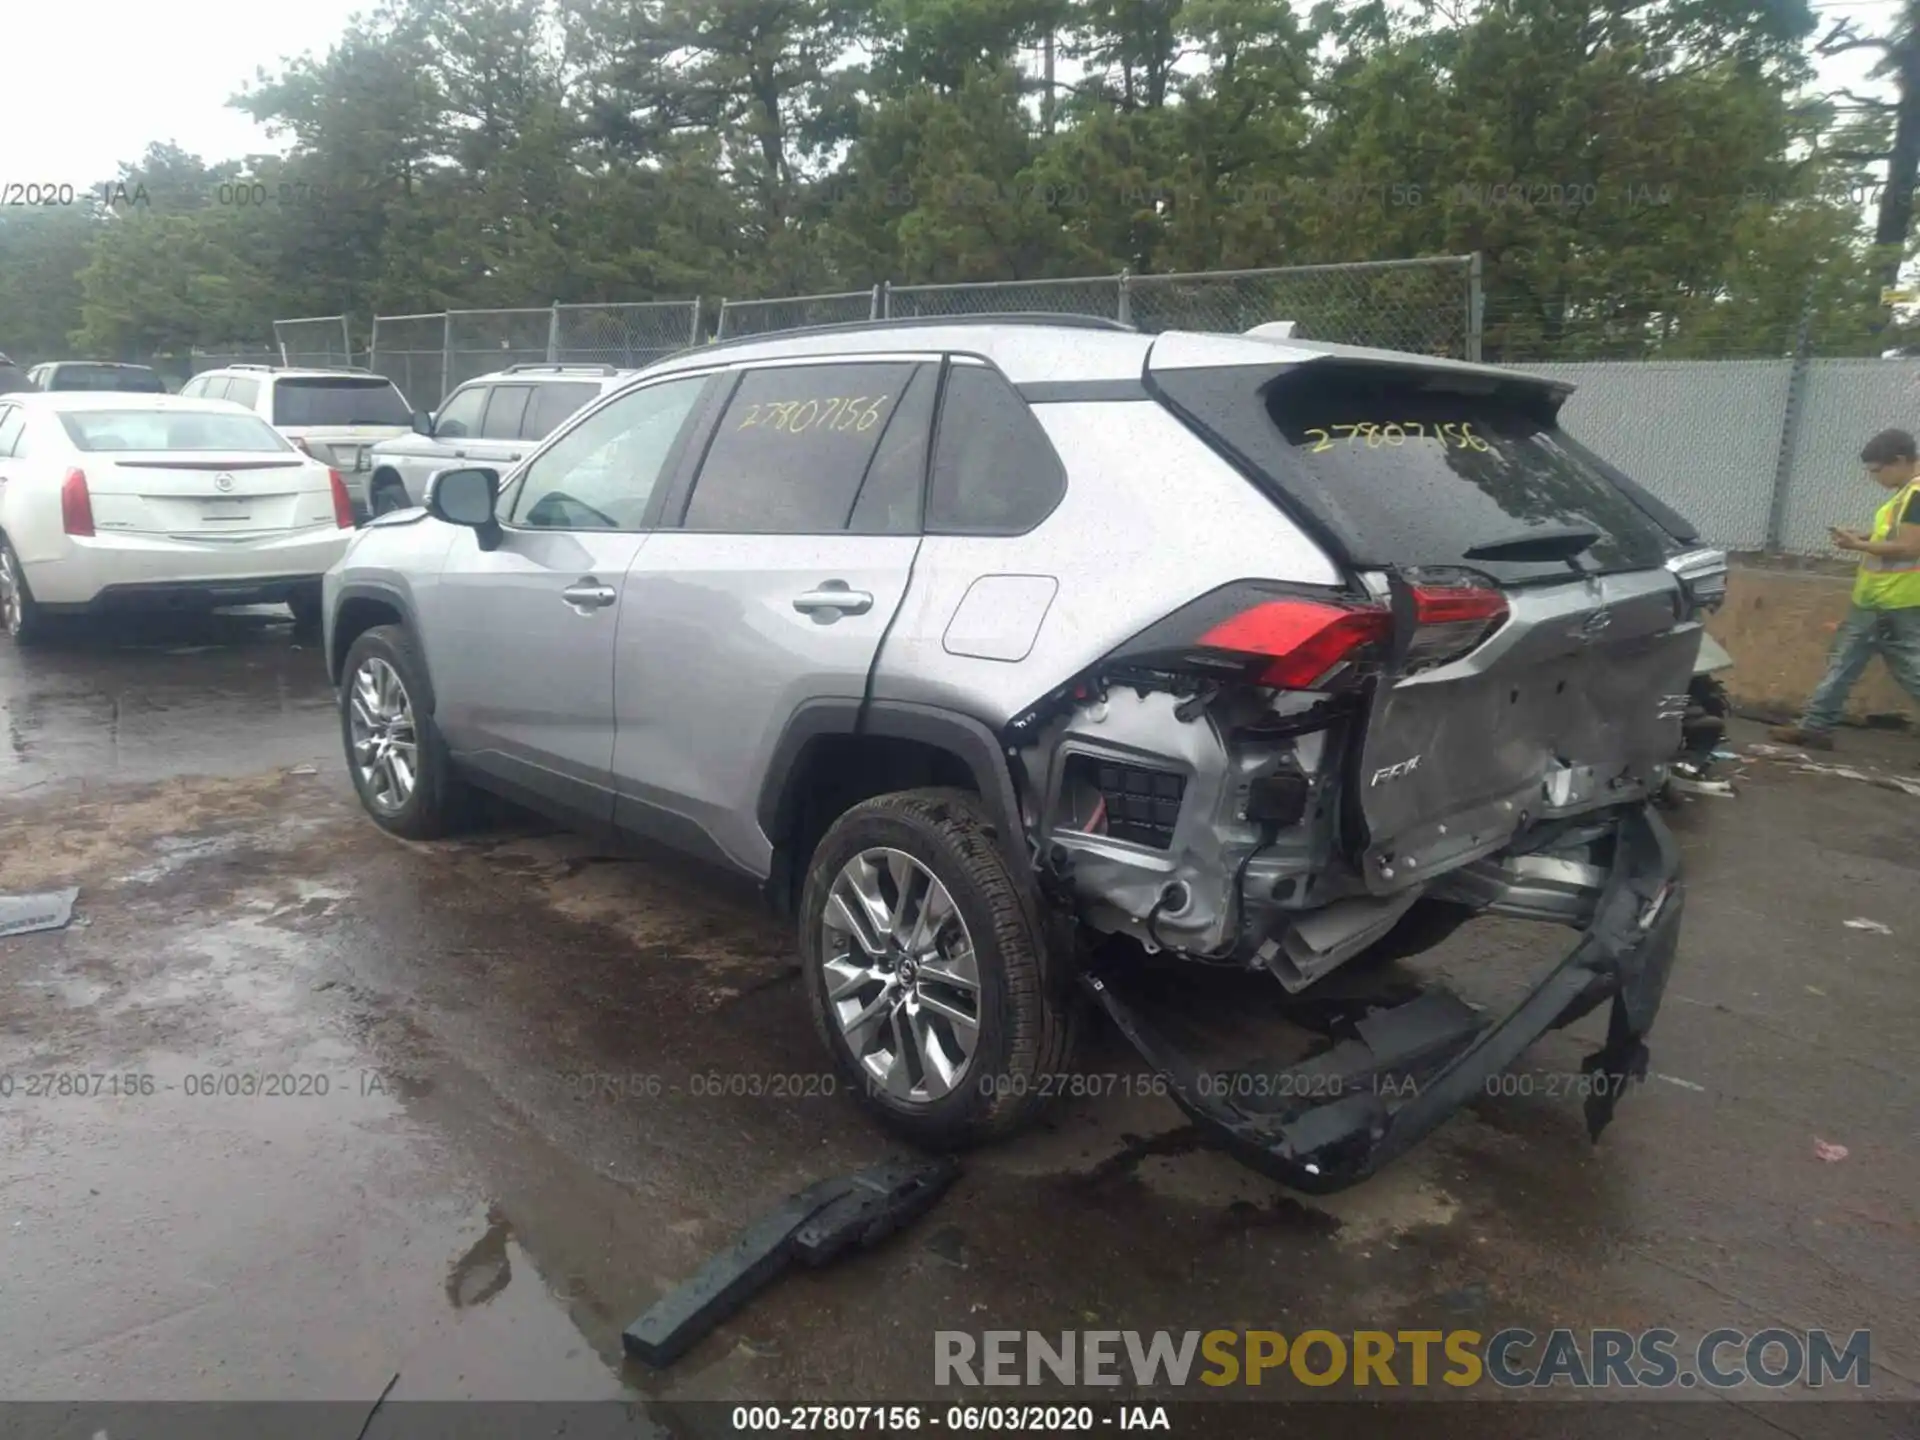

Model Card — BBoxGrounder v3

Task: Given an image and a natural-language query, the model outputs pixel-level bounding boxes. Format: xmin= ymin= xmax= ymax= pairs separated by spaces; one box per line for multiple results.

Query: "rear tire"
xmin=799 ymin=788 xmax=1076 ymax=1150
xmin=339 ymin=624 xmax=470 ymax=839
xmin=0 ymin=535 xmax=48 ymax=646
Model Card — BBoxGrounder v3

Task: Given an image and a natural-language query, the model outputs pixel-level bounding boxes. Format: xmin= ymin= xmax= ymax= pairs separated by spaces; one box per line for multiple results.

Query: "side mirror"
xmin=426 ymin=467 xmax=502 ymax=550
xmin=410 ymin=410 xmax=434 ymax=436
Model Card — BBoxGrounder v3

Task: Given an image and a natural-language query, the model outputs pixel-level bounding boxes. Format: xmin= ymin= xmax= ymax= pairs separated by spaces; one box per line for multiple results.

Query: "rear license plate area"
xmin=201 ymin=498 xmax=252 ymax=523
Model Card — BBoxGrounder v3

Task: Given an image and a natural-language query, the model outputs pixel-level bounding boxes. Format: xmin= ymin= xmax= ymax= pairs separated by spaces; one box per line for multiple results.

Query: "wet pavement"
xmin=1 ymin=612 xmax=1916 ymax=1432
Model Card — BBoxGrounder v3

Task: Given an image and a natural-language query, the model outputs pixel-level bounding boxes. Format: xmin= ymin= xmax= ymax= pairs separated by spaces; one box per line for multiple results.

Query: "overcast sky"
xmin=0 ymin=0 xmax=1904 ymax=186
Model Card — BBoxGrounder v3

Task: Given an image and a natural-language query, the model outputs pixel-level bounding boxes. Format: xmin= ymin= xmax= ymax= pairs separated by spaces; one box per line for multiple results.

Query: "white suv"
xmin=364 ymin=363 xmax=638 ymax=516
xmin=180 ymin=365 xmax=414 ymax=519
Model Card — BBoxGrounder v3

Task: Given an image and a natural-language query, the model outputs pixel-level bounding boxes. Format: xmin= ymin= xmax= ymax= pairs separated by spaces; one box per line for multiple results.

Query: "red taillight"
xmin=61 ymin=469 xmax=95 ymax=536
xmin=1410 ymin=584 xmax=1509 ymax=627
xmin=1198 ymin=599 xmax=1392 ymax=689
xmin=1404 ymin=579 xmax=1509 ymax=668
xmin=328 ymin=469 xmax=354 ymax=528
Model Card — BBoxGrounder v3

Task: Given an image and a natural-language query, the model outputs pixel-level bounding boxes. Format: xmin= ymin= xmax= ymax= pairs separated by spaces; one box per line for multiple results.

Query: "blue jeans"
xmin=1800 ymin=604 xmax=1920 ymax=732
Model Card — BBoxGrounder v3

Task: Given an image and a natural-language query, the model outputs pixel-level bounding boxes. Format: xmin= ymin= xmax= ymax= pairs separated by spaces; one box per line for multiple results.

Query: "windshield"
xmin=49 ymin=364 xmax=166 ymax=393
xmin=272 ymin=377 xmax=410 ymax=427
xmin=59 ymin=409 xmax=294 ymax=453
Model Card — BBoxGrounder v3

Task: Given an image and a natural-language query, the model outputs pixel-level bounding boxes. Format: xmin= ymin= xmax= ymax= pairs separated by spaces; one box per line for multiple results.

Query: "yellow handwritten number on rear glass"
xmin=1302 ymin=421 xmax=1490 ymax=451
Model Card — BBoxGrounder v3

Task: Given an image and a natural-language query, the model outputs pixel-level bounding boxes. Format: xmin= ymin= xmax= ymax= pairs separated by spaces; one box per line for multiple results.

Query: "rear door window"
xmin=526 ymin=381 xmax=600 ymax=439
xmin=925 ymin=362 xmax=1066 ymax=535
xmin=271 ymin=377 xmax=411 ymax=427
xmin=225 ymin=377 xmax=260 ymax=410
xmin=678 ymin=362 xmax=921 ymax=533
xmin=481 ymin=385 xmax=534 ymax=440
xmin=198 ymin=376 xmax=232 ymax=402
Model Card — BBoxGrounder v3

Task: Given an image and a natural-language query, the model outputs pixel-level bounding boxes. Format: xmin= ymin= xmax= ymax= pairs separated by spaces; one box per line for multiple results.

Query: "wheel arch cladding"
xmin=759 ymin=699 xmax=1029 ymax=914
xmin=329 ymin=586 xmax=413 ymax=686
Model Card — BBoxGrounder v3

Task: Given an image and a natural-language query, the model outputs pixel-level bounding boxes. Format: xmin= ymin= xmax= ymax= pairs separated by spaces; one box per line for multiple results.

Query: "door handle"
xmin=793 ymin=583 xmax=874 ymax=617
xmin=562 ymin=579 xmax=619 ymax=612
xmin=452 ymin=448 xmax=468 ymax=459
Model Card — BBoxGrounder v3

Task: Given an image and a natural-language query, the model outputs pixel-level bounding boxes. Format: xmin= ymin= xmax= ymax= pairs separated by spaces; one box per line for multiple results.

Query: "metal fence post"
xmin=1117 ymin=269 xmax=1132 ymax=327
xmin=689 ymin=295 xmax=703 ymax=345
xmin=339 ymin=316 xmax=352 ymax=368
xmin=1765 ymin=290 xmax=1816 ymax=553
xmin=546 ymin=302 xmax=560 ymax=363
xmin=1466 ymin=253 xmax=1484 ymax=363
xmin=870 ymin=283 xmax=884 ymax=320
xmin=439 ymin=313 xmax=452 ymax=407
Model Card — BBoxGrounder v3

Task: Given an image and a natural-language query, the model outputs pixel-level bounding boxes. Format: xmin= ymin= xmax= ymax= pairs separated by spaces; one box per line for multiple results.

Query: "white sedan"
xmin=0 ymin=391 xmax=357 ymax=643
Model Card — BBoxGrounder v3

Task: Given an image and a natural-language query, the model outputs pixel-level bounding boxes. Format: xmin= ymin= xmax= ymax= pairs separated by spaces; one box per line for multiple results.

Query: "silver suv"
xmin=182 ymin=365 xmax=414 ymax=518
xmin=366 ymin=363 xmax=638 ymax=517
xmin=322 ymin=316 xmax=1707 ymax=1191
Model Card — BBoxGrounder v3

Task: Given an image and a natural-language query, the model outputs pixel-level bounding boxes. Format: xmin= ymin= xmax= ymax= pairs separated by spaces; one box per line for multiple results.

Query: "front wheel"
xmin=0 ymin=536 xmax=48 ymax=645
xmin=339 ymin=624 xmax=469 ymax=839
xmin=799 ymin=788 xmax=1076 ymax=1149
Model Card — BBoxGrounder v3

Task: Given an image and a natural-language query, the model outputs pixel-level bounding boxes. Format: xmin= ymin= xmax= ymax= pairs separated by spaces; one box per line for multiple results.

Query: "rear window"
xmin=1159 ymin=362 xmax=1674 ymax=583
xmin=48 ymin=364 xmax=166 ymax=393
xmin=271 ymin=377 xmax=410 ymax=427
xmin=58 ymin=409 xmax=293 ymax=453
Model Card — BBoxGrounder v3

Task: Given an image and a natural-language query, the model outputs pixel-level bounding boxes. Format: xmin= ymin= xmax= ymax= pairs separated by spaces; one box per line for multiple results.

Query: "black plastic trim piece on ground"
xmin=621 ymin=1156 xmax=961 ymax=1368
xmin=1081 ymin=802 xmax=1684 ymax=1195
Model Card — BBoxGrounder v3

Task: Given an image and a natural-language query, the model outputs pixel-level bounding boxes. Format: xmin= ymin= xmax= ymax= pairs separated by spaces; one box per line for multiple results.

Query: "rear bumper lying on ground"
xmin=1083 ymin=802 xmax=1684 ymax=1194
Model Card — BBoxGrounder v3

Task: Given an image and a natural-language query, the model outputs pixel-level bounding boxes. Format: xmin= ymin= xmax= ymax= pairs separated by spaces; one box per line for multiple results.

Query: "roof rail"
xmin=501 ymin=362 xmax=624 ymax=375
xmin=221 ymin=362 xmax=377 ymax=375
xmin=682 ymin=310 xmax=1138 ymax=361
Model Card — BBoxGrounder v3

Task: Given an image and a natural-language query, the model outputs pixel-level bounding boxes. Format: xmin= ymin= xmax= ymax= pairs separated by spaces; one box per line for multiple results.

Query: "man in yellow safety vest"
xmin=1771 ymin=427 xmax=1920 ymax=749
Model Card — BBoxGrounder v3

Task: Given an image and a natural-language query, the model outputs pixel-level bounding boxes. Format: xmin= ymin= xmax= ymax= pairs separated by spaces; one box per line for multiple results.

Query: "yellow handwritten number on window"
xmin=1302 ymin=421 xmax=1491 ymax=451
xmin=737 ymin=394 xmax=891 ymax=435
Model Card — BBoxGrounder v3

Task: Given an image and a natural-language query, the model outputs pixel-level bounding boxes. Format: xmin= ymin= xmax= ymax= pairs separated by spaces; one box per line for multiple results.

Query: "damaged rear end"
xmin=1011 ymin=336 xmax=1700 ymax=1191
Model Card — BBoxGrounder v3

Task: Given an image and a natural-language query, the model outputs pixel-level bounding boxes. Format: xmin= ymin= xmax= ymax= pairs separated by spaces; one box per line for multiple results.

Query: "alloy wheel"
xmin=348 ymin=656 xmax=419 ymax=813
xmin=0 ymin=547 xmax=20 ymax=637
xmin=820 ymin=847 xmax=982 ymax=1103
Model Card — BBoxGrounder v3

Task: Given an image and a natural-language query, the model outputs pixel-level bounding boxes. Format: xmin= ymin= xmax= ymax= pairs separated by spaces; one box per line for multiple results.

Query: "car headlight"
xmin=1665 ymin=546 xmax=1728 ymax=613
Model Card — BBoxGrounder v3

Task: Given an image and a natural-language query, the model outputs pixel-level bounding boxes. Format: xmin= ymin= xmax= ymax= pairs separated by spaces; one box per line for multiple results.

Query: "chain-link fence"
xmin=445 ymin=308 xmax=552 ymax=395
xmin=711 ymin=258 xmax=1481 ymax=356
xmin=887 ymin=275 xmax=1127 ymax=324
xmin=368 ymin=312 xmax=448 ymax=411
xmin=364 ymin=302 xmax=704 ymax=406
xmin=715 ymin=289 xmax=880 ymax=339
xmin=272 ymin=315 xmax=355 ymax=370
xmin=553 ymin=300 xmax=702 ymax=369
xmin=1129 ymin=260 xmax=1480 ymax=357
xmin=189 ymin=344 xmax=278 ymax=375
